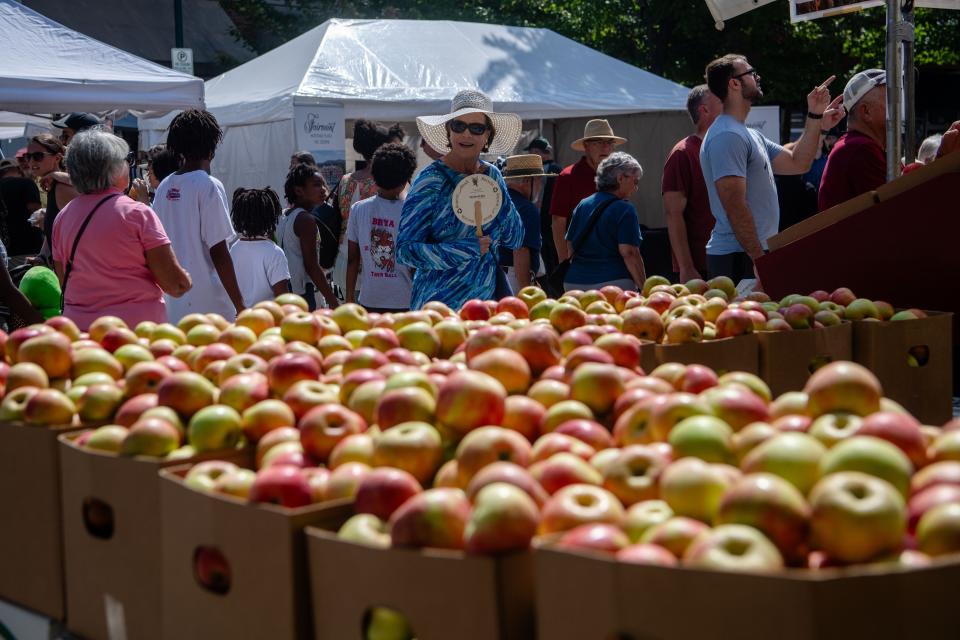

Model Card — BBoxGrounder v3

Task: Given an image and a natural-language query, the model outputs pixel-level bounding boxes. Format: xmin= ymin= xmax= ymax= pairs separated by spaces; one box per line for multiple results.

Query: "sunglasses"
xmin=23 ymin=151 xmax=53 ymax=162
xmin=449 ymin=119 xmax=489 ymax=136
xmin=733 ymin=68 xmax=759 ymax=80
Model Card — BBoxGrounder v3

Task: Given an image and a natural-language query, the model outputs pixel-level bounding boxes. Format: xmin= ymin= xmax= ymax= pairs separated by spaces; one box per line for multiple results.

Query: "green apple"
xmin=820 ymin=436 xmax=913 ymax=498
xmin=741 ymin=432 xmax=826 ymax=495
xmin=188 ymin=404 xmax=244 ymax=453
xmin=683 ymin=524 xmax=784 ymax=571
xmin=809 ymin=471 xmax=906 ymax=563
xmin=668 ymin=415 xmax=735 ymax=464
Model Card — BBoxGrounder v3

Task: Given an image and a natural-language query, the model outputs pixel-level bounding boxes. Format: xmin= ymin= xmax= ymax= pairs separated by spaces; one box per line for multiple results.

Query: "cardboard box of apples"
xmin=0 ymin=280 xmax=956 ymax=640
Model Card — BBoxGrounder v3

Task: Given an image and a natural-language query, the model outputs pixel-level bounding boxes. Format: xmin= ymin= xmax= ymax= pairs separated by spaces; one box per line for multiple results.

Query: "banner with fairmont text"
xmin=293 ymin=104 xmax=346 ymax=187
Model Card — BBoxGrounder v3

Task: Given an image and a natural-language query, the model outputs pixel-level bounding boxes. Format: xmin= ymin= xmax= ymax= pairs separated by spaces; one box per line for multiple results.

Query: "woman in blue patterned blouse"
xmin=398 ymin=90 xmax=524 ymax=311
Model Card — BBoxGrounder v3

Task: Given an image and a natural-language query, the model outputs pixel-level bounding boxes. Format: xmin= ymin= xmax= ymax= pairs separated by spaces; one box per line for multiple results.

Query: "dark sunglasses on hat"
xmin=449 ymin=119 xmax=489 ymax=136
xmin=23 ymin=151 xmax=54 ymax=162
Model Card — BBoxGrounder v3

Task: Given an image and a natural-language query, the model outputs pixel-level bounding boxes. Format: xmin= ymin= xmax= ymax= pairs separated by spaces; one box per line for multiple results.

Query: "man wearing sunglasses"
xmin=700 ymin=54 xmax=844 ymax=287
xmin=549 ymin=119 xmax=627 ymax=262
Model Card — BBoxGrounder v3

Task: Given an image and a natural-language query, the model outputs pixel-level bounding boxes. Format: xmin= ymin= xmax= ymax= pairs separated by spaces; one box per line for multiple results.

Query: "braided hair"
xmin=231 ymin=187 xmax=281 ymax=239
xmin=166 ymin=109 xmax=223 ymax=162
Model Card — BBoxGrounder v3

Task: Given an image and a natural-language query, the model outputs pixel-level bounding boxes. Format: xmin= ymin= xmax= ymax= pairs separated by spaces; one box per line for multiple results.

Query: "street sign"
xmin=171 ymin=47 xmax=194 ymax=76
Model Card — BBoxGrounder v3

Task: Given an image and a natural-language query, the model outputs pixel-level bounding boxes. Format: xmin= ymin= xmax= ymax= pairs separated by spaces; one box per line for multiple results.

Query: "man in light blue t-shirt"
xmin=700 ymin=54 xmax=845 ymax=285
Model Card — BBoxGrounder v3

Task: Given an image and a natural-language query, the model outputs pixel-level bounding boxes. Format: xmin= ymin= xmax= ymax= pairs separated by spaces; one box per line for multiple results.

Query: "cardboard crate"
xmin=535 ymin=545 xmax=960 ymax=640
xmin=852 ymin=312 xmax=954 ymax=425
xmin=0 ymin=421 xmax=85 ymax=620
xmin=638 ymin=339 xmax=658 ymax=375
xmin=654 ymin=334 xmax=759 ymax=375
xmin=159 ymin=465 xmax=349 ymax=640
xmin=306 ymin=518 xmax=535 ymax=640
xmin=757 ymin=323 xmax=852 ymax=397
xmin=58 ymin=433 xmax=251 ymax=640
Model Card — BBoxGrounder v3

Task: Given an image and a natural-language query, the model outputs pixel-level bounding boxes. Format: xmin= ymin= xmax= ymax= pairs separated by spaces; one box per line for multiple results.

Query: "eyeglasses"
xmin=733 ymin=68 xmax=759 ymax=80
xmin=449 ymin=120 xmax=489 ymax=136
xmin=23 ymin=151 xmax=53 ymax=162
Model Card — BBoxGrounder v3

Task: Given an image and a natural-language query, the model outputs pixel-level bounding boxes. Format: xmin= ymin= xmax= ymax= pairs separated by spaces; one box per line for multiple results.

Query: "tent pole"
xmin=903 ymin=5 xmax=917 ymax=164
xmin=174 ymin=0 xmax=184 ymax=48
xmin=885 ymin=0 xmax=903 ymax=181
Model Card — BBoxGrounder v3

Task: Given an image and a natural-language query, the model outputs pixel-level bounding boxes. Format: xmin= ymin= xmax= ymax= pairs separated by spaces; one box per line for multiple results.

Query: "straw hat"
xmin=571 ymin=119 xmax=627 ymax=152
xmin=501 ymin=154 xmax=558 ymax=180
xmin=416 ymin=90 xmax=522 ymax=156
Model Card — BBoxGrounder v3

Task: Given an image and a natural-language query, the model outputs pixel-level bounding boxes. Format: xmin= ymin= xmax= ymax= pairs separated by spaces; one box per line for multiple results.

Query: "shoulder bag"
xmin=538 ymin=196 xmax=616 ymax=298
xmin=59 ymin=193 xmax=119 ymax=312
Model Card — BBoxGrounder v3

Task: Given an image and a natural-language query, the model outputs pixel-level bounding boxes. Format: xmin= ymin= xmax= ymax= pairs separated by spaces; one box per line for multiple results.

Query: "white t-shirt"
xmin=346 ymin=195 xmax=413 ymax=310
xmin=152 ymin=171 xmax=237 ymax=322
xmin=229 ymin=238 xmax=291 ymax=307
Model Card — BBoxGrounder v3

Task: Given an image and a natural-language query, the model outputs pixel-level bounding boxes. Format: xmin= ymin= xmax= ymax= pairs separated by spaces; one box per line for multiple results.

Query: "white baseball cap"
xmin=843 ymin=69 xmax=886 ymax=109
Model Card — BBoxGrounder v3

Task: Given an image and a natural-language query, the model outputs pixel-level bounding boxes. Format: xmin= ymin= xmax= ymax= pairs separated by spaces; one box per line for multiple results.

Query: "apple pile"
xmin=514 ymin=275 xmax=923 ymax=344
xmin=0 ymin=288 xmax=954 ymax=571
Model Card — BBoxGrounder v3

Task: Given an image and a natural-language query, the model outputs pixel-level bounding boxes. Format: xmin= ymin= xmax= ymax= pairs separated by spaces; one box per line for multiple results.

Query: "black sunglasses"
xmin=23 ymin=151 xmax=53 ymax=162
xmin=449 ymin=119 xmax=489 ymax=136
xmin=733 ymin=68 xmax=759 ymax=80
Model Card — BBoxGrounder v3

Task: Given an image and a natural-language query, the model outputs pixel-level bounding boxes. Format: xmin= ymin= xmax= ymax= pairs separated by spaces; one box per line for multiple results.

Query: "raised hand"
xmin=822 ymin=95 xmax=846 ymax=130
xmin=937 ymin=121 xmax=960 ymax=158
xmin=807 ymin=76 xmax=836 ymax=116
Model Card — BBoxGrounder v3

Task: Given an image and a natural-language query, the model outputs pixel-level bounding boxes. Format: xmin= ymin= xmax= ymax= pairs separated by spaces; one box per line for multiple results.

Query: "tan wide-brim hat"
xmin=416 ymin=89 xmax=522 ymax=156
xmin=502 ymin=154 xmax=558 ymax=179
xmin=571 ymin=119 xmax=627 ymax=152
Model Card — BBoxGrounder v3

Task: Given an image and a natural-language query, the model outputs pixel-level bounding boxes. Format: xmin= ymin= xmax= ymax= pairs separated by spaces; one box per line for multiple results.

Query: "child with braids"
xmin=228 ymin=187 xmax=290 ymax=307
xmin=152 ymin=109 xmax=245 ymax=321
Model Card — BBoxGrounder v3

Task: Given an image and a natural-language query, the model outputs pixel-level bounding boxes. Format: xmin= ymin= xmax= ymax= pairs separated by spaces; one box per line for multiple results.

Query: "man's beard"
xmin=744 ymin=83 xmax=763 ymax=104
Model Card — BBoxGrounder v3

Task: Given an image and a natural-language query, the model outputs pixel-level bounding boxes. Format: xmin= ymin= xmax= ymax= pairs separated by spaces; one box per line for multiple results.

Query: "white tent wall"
xmin=213 ymin=120 xmax=296 ymax=199
xmin=551 ymin=111 xmax=695 ymax=228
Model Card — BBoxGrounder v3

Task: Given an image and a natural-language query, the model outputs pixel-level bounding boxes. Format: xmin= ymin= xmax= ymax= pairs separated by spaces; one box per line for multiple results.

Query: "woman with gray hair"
xmin=562 ymin=151 xmax=646 ymax=292
xmin=51 ymin=129 xmax=192 ymax=329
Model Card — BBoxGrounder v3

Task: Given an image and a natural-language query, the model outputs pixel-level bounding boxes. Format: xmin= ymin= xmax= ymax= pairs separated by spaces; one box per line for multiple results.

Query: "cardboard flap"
xmin=159 ymin=464 xmax=351 ymax=640
xmin=757 ymin=323 xmax=853 ymax=397
xmin=533 ymin=546 xmax=619 ymax=640
xmin=655 ymin=334 xmax=759 ymax=375
xmin=0 ymin=421 xmax=84 ymax=619
xmin=306 ymin=524 xmax=535 ymax=640
xmin=852 ymin=312 xmax=954 ymax=425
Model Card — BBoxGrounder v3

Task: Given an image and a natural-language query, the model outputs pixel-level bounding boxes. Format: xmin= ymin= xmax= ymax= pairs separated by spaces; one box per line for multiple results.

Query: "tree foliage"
xmin=219 ymin=0 xmax=960 ymax=110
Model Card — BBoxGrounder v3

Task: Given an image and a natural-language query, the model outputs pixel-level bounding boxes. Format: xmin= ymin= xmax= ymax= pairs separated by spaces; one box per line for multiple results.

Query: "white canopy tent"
xmin=139 ymin=18 xmax=689 ymax=204
xmin=0 ymin=0 xmax=204 ymax=115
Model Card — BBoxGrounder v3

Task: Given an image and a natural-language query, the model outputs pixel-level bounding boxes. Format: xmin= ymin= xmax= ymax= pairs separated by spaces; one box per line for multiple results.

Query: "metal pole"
xmin=885 ymin=0 xmax=903 ymax=181
xmin=174 ymin=0 xmax=184 ymax=48
xmin=903 ymin=7 xmax=917 ymax=164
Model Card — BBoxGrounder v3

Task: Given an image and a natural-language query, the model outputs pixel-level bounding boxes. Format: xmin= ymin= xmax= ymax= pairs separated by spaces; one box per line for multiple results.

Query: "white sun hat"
xmin=416 ymin=89 xmax=522 ymax=156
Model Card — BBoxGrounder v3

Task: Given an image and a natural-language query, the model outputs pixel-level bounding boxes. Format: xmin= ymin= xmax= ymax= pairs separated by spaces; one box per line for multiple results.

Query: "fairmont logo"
xmin=303 ymin=113 xmax=337 ymax=135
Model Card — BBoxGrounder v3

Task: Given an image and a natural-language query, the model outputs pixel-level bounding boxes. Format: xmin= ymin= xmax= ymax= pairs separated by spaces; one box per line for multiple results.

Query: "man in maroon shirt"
xmin=818 ymin=69 xmax=887 ymax=211
xmin=662 ymin=85 xmax=722 ymax=282
xmin=550 ymin=119 xmax=626 ymax=261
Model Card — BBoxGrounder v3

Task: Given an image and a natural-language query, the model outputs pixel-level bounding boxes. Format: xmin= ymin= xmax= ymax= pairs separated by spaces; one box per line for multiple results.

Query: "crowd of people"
xmin=1 ymin=53 xmax=958 ymax=327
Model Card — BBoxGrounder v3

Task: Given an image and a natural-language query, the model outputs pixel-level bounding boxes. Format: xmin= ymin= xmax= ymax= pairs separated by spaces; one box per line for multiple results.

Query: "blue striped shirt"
xmin=397 ymin=160 xmax=523 ymax=310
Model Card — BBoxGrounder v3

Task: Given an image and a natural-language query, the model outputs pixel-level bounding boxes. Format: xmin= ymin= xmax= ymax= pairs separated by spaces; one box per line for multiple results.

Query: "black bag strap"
xmin=570 ymin=196 xmax=616 ymax=259
xmin=60 ymin=193 xmax=119 ymax=310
